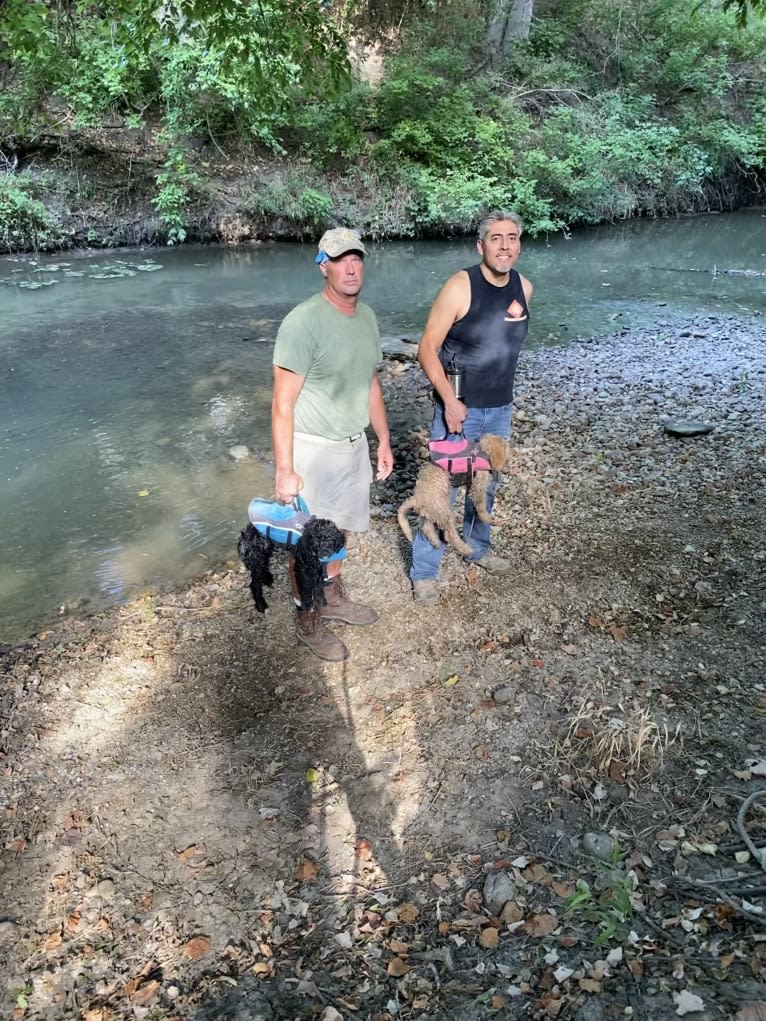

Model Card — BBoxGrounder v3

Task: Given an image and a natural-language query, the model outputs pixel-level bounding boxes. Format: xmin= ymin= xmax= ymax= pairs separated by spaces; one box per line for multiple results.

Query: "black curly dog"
xmin=237 ymin=517 xmax=346 ymax=613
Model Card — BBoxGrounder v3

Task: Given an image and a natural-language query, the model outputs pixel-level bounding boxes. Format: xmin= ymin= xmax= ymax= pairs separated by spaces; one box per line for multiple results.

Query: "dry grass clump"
xmin=553 ymin=700 xmax=681 ymax=783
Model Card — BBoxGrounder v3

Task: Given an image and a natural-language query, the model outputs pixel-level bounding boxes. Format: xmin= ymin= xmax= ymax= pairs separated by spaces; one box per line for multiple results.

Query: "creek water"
xmin=2 ymin=209 xmax=765 ymax=643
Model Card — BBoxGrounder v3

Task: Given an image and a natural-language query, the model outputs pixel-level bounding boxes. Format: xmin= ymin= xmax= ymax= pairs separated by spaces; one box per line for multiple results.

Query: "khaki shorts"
xmin=293 ymin=431 xmax=373 ymax=532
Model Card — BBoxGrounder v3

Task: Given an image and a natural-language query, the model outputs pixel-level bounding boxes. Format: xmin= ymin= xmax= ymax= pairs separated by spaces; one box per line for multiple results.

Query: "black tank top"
xmin=439 ymin=264 xmax=529 ymax=408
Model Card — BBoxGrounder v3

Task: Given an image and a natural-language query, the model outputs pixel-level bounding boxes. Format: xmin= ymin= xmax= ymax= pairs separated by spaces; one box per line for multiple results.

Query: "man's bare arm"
xmin=369 ymin=372 xmax=393 ymax=480
xmin=417 ymin=271 xmax=470 ymax=434
xmin=272 ymin=365 xmax=305 ymax=502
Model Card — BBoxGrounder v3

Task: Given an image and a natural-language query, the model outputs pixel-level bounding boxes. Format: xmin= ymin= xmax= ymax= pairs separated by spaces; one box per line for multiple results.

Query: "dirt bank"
xmin=1 ymin=312 xmax=765 ymax=1021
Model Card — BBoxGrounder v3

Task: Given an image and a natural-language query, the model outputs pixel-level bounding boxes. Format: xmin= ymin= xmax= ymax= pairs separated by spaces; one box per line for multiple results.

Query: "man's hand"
xmin=376 ymin=441 xmax=394 ymax=481
xmin=444 ymin=396 xmax=468 ymax=435
xmin=275 ymin=469 xmax=303 ymax=504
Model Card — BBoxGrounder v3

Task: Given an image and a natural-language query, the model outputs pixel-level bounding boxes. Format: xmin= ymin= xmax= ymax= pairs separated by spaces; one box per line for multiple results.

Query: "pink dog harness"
xmin=428 ymin=437 xmax=492 ymax=474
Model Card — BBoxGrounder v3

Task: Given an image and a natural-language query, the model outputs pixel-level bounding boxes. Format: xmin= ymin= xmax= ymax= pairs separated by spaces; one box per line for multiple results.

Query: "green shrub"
xmin=152 ymin=149 xmax=202 ymax=244
xmin=242 ymin=167 xmax=333 ymax=234
xmin=0 ymin=176 xmax=57 ymax=251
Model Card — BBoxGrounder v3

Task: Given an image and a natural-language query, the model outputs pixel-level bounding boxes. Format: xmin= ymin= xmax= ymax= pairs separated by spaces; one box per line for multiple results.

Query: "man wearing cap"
xmin=271 ymin=227 xmax=394 ymax=662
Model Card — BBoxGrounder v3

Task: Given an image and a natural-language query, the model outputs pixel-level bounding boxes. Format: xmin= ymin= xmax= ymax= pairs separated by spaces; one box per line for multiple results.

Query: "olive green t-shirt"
xmin=273 ymin=291 xmax=381 ymax=440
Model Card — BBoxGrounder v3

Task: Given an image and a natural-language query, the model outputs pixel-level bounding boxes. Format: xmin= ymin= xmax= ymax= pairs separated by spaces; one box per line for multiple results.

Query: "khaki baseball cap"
xmin=316 ymin=227 xmax=367 ymax=259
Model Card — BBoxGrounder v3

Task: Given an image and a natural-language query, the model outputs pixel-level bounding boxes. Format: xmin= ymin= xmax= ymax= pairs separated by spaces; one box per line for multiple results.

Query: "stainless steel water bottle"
xmin=446 ymin=357 xmax=465 ymax=401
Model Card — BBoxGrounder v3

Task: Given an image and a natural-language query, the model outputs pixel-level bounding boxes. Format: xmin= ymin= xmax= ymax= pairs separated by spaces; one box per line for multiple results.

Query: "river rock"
xmin=482 ymin=871 xmax=517 ymax=915
xmin=582 ymin=831 xmax=616 ymax=860
xmin=228 ymin=445 xmax=251 ymax=461
xmin=661 ymin=419 xmax=714 ymax=437
xmin=492 ymin=685 xmax=514 ymax=705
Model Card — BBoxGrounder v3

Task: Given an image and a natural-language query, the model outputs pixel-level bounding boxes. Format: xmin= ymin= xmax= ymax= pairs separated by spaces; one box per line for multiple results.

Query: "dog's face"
xmin=479 ymin=434 xmax=511 ymax=471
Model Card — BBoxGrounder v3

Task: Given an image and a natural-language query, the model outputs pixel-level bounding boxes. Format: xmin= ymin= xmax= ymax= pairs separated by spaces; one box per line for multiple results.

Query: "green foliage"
xmin=152 ymin=149 xmax=202 ymax=244
xmin=288 ymin=82 xmax=373 ymax=167
xmin=1 ymin=0 xmax=765 ymax=241
xmin=242 ymin=167 xmax=333 ymax=234
xmin=564 ymin=864 xmax=635 ymax=946
xmin=0 ymin=0 xmax=348 ymax=148
xmin=0 ymin=175 xmax=58 ymax=252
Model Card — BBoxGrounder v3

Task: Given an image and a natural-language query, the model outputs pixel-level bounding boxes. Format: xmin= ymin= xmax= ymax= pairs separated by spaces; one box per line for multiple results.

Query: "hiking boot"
xmin=412 ymin=579 xmax=440 ymax=604
xmin=319 ymin=576 xmax=378 ymax=626
xmin=469 ymin=554 xmax=511 ymax=575
xmin=296 ymin=609 xmax=349 ymax=661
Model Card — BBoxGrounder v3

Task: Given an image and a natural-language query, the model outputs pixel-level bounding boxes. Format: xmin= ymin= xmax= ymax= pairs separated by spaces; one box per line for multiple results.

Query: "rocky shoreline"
xmin=1 ymin=312 xmax=765 ymax=1021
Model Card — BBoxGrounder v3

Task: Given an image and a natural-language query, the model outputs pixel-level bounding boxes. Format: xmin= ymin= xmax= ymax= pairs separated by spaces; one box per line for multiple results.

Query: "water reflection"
xmin=1 ymin=210 xmax=764 ymax=642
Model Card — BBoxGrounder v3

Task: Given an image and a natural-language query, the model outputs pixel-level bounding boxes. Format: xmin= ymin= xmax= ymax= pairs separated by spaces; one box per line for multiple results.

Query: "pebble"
xmin=582 ymin=831 xmax=616 ymax=860
xmin=87 ymin=878 xmax=115 ymax=900
xmin=662 ymin=420 xmax=714 ymax=437
xmin=482 ymin=870 xmax=518 ymax=915
xmin=228 ymin=445 xmax=251 ymax=461
xmin=492 ymin=685 xmax=514 ymax=705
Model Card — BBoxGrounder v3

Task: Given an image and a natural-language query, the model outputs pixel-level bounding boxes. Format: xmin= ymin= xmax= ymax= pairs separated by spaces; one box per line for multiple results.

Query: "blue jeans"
xmin=409 ymin=403 xmax=512 ymax=582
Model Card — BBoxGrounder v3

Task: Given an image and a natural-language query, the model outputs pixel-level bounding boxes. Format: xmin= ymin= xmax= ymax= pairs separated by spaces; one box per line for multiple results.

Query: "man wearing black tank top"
xmin=410 ymin=210 xmax=533 ymax=603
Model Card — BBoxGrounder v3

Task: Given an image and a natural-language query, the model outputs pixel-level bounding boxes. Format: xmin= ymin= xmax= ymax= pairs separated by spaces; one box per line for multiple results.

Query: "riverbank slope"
xmin=1 ymin=312 xmax=765 ymax=1021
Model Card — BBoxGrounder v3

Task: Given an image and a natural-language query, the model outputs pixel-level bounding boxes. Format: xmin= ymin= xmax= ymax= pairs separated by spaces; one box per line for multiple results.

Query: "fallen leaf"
xmin=253 ymin=961 xmax=272 ymax=976
xmin=387 ymin=956 xmax=410 ymax=976
xmin=501 ymin=901 xmax=524 ymax=924
xmin=525 ymin=912 xmax=558 ymax=937
xmin=295 ymin=858 xmax=320 ymax=883
xmin=183 ymin=936 xmax=211 ymax=960
xmin=320 ymin=1008 xmax=345 ymax=1021
xmin=522 ymin=863 xmax=553 ymax=885
xmin=490 ymin=995 xmax=505 ymax=1009
xmin=176 ymin=843 xmax=206 ymax=862
xmin=444 ymin=674 xmax=460 ymax=687
xmin=674 ymin=989 xmax=705 ymax=1015
xmin=131 ymin=980 xmax=160 ymax=1006
xmin=305 ymin=767 xmax=319 ymax=783
xmin=479 ymin=926 xmax=499 ymax=948
xmin=389 ymin=939 xmax=409 ymax=955
xmin=681 ymin=840 xmax=717 ymax=856
xmin=734 ymin=1005 xmax=766 ymax=1021
xmin=463 ymin=888 xmax=483 ymax=913
xmin=610 ymin=624 xmax=627 ymax=641
xmin=355 ymin=838 xmax=373 ymax=860
xmin=432 ymin=872 xmax=450 ymax=890
xmin=579 ymin=978 xmax=602 ymax=993
xmin=397 ymin=902 xmax=420 ymax=923
xmin=552 ymin=880 xmax=575 ymax=898
xmin=41 ymin=932 xmax=63 ymax=950
xmin=67 ymin=912 xmax=81 ymax=931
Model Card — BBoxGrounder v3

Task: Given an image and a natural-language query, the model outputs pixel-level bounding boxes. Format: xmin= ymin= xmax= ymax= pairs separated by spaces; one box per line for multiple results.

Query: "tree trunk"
xmin=487 ymin=0 xmax=534 ymax=62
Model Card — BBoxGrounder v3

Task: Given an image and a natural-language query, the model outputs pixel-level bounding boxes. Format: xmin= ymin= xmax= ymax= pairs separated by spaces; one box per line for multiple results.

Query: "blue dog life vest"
xmin=247 ymin=495 xmax=346 ymax=562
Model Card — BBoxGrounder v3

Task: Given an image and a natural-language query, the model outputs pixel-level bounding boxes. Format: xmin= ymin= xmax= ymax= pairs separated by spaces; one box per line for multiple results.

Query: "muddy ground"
xmin=1 ymin=311 xmax=765 ymax=1021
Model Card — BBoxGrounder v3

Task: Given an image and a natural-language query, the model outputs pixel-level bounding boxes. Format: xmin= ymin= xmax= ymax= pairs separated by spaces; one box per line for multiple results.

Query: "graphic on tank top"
xmin=505 ymin=299 xmax=527 ymax=321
